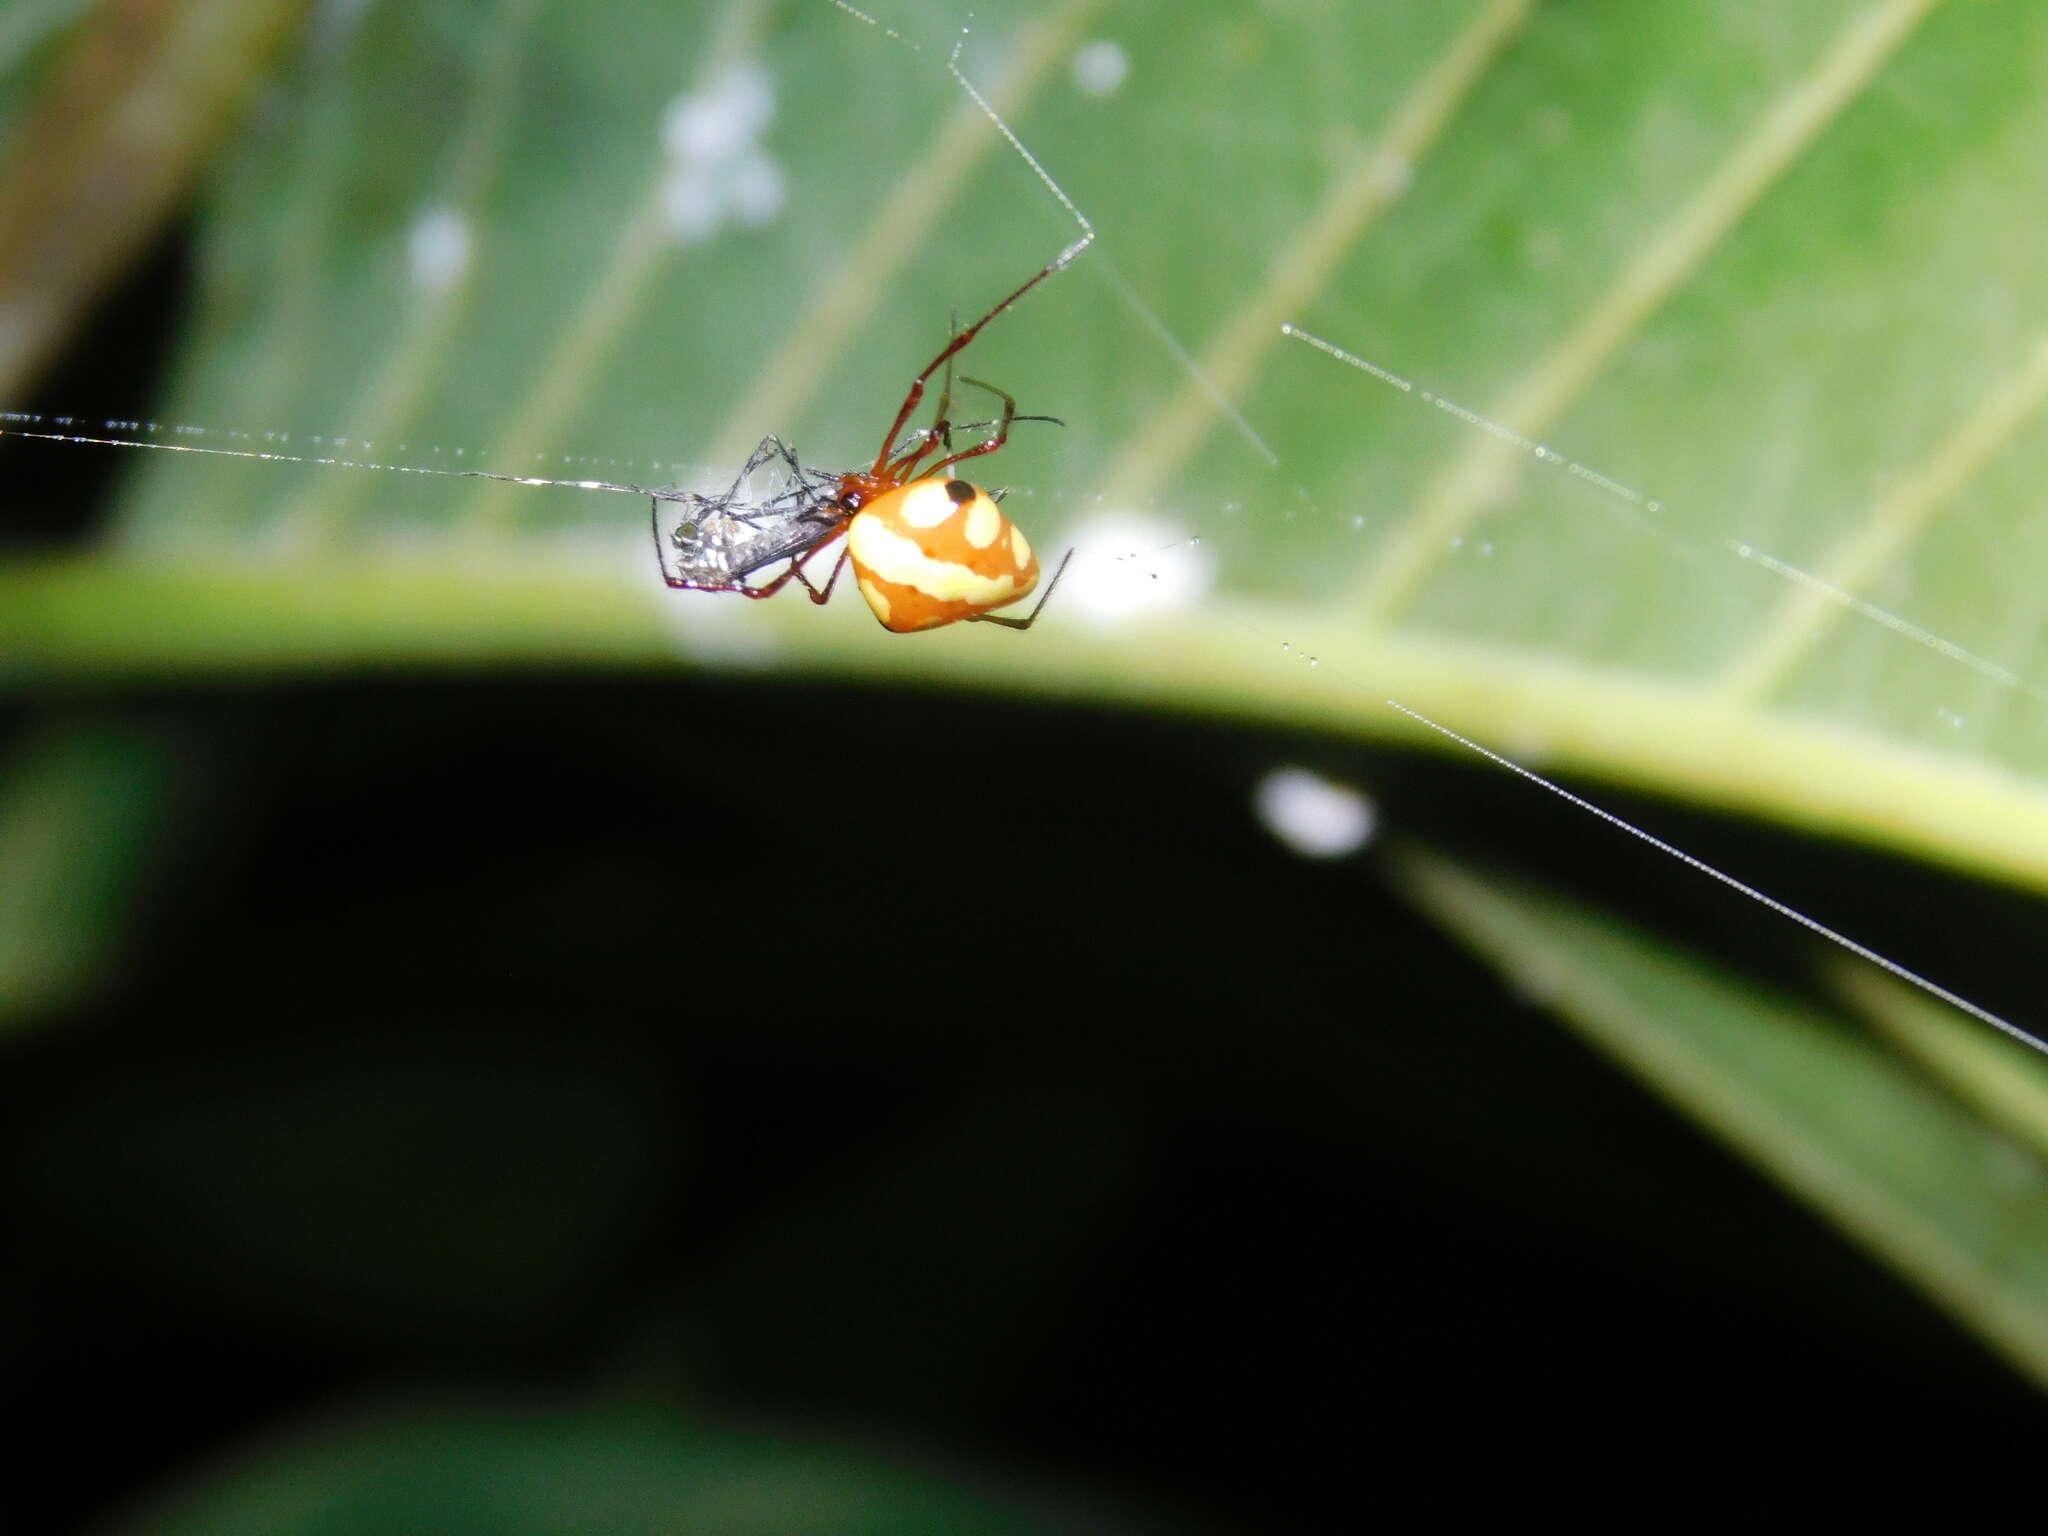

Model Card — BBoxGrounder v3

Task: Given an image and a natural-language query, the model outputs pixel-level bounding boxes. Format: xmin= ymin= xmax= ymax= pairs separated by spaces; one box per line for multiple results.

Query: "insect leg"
xmin=737 ymin=530 xmax=848 ymax=604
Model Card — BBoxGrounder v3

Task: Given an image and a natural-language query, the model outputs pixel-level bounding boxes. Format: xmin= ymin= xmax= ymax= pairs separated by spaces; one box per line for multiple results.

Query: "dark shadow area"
xmin=2 ymin=676 xmax=2041 ymax=1531
xmin=0 ymin=227 xmax=193 ymax=550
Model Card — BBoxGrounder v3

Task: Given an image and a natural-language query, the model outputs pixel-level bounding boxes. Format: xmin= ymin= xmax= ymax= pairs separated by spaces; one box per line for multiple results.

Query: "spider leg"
xmin=890 ymin=382 xmax=1049 ymax=483
xmin=928 ymin=375 xmax=1018 ymax=476
xmin=884 ymin=316 xmax=963 ymax=482
xmin=968 ymin=548 xmax=1072 ymax=631
xmin=792 ymin=541 xmax=852 ymax=605
xmin=869 ymin=244 xmax=1086 ymax=479
xmin=738 ymin=530 xmax=848 ymax=604
xmin=931 ymin=308 xmax=960 ymax=455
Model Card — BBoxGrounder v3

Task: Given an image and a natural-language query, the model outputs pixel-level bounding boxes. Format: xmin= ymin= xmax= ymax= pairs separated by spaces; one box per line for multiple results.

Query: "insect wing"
xmin=663 ymin=493 xmax=845 ymax=587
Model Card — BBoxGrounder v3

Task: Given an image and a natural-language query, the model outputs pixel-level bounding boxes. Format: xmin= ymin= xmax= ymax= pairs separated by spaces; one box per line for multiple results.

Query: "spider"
xmin=17 ymin=252 xmax=1083 ymax=624
xmin=655 ymin=250 xmax=1077 ymax=633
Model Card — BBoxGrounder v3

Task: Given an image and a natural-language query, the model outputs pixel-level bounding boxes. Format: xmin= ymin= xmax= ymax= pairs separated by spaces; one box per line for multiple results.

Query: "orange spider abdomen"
xmin=845 ymin=476 xmax=1039 ymax=633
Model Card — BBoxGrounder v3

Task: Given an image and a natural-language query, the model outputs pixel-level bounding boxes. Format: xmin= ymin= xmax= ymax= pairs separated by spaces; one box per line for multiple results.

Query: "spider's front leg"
xmin=931 ymin=376 xmax=1018 ymax=476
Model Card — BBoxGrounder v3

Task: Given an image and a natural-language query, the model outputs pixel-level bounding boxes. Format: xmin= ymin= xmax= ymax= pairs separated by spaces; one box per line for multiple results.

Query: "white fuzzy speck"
xmin=1253 ymin=768 xmax=1377 ymax=860
xmin=1369 ymin=151 xmax=1412 ymax=198
xmin=407 ymin=205 xmax=471 ymax=291
xmin=657 ymin=61 xmax=784 ymax=244
xmin=1059 ymin=511 xmax=1215 ymax=627
xmin=653 ymin=568 xmax=786 ymax=666
xmin=661 ymin=166 xmax=723 ymax=244
xmin=663 ymin=61 xmax=775 ymax=165
xmin=726 ymin=148 xmax=787 ymax=227
xmin=1072 ymin=39 xmax=1128 ymax=97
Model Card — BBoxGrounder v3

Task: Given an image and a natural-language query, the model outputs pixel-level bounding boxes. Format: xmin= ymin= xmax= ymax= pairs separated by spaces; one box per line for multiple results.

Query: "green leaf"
xmin=1831 ymin=957 xmax=2048 ymax=1163
xmin=1389 ymin=842 xmax=2048 ymax=1390
xmin=117 ymin=1403 xmax=1068 ymax=1535
xmin=0 ymin=721 xmax=169 ymax=1028
xmin=6 ymin=0 xmax=2046 ymax=890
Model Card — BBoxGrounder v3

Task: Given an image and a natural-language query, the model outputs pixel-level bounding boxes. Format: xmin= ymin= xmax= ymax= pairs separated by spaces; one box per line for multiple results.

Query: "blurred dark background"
xmin=6 ymin=665 xmax=2045 ymax=1532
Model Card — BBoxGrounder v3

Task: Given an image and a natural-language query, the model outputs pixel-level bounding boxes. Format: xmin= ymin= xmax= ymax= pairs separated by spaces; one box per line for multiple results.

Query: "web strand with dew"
xmin=1263 ymin=320 xmax=2047 ymax=1055
xmin=1280 ymin=323 xmax=2048 ymax=708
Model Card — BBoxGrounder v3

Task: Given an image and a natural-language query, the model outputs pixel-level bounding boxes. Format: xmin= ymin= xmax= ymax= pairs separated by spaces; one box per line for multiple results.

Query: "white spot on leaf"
xmin=1060 ymin=511 xmax=1213 ymax=627
xmin=726 ymin=149 xmax=787 ymax=226
xmin=659 ymin=61 xmax=785 ymax=244
xmin=1369 ymin=151 xmax=1412 ymax=198
xmin=1072 ymin=39 xmax=1128 ymax=97
xmin=663 ymin=61 xmax=774 ymax=164
xmin=1253 ymin=768 xmax=1377 ymax=860
xmin=407 ymin=205 xmax=471 ymax=291
xmin=661 ymin=172 xmax=723 ymax=245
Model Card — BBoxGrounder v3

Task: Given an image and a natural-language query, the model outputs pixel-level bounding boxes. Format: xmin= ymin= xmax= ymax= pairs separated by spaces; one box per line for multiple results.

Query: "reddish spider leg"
xmin=965 ymin=547 xmax=1073 ymax=630
xmin=865 ymin=242 xmax=1088 ymax=489
xmin=695 ymin=16 xmax=1097 ymax=627
xmin=776 ymin=238 xmax=1092 ymax=616
xmin=909 ymin=375 xmax=1063 ymax=489
xmin=735 ymin=530 xmax=851 ymax=604
xmin=829 ymin=0 xmax=1096 ymax=490
xmin=887 ymin=363 xmax=1072 ymax=631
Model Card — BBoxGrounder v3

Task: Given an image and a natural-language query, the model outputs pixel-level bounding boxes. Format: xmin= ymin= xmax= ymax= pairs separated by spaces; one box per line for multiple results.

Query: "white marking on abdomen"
xmin=850 ymin=516 xmax=1022 ymax=606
